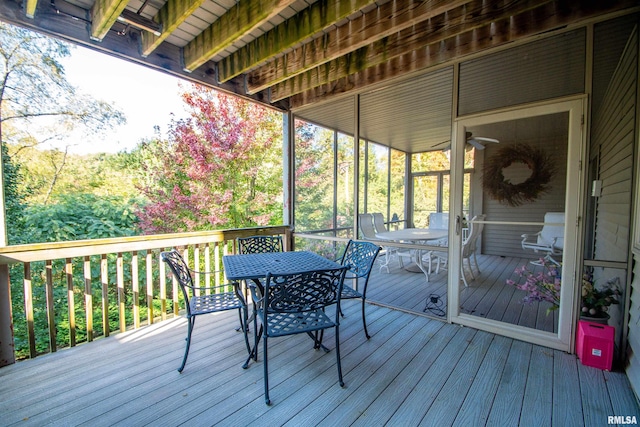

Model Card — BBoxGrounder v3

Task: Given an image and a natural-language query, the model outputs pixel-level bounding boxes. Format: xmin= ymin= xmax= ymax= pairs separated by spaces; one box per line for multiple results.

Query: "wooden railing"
xmin=0 ymin=226 xmax=291 ymax=365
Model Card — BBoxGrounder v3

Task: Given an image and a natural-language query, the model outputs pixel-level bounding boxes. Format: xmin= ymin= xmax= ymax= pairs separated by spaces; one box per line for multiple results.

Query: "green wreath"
xmin=482 ymin=144 xmax=555 ymax=207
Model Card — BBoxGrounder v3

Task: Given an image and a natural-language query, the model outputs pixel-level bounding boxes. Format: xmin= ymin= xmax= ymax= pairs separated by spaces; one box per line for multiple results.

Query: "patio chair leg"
xmin=361 ymin=299 xmax=370 ymax=339
xmin=178 ymin=316 xmax=196 ymax=373
xmin=263 ymin=335 xmax=271 ymax=405
xmin=238 ymin=307 xmax=252 ymax=365
xmin=243 ymin=314 xmax=262 ymax=369
xmin=460 ymin=265 xmax=469 ymax=287
xmin=335 ymin=325 xmax=345 ymax=387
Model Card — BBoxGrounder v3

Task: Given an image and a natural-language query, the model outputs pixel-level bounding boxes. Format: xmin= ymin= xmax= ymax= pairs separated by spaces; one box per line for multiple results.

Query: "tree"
xmin=136 ymin=85 xmax=283 ymax=233
xmin=0 ymin=23 xmax=126 ymax=206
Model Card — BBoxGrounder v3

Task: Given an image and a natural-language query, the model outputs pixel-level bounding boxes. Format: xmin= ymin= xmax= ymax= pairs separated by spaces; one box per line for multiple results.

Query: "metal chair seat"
xmin=339 ymin=284 xmax=362 ymax=299
xmin=190 ymin=292 xmax=245 ymax=315
xmin=261 ymin=310 xmax=335 ymax=337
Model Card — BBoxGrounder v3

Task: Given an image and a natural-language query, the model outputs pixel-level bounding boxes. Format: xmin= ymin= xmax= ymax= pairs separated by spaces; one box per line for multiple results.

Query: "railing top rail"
xmin=0 ymin=226 xmax=290 ymax=264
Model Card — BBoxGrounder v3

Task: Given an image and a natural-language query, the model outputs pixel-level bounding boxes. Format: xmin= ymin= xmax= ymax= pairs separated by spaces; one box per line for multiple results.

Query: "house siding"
xmin=590 ymin=20 xmax=639 ymax=399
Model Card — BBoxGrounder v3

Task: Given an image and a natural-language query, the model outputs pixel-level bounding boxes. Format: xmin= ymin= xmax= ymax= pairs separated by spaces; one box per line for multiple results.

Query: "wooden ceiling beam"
xmin=25 ymin=0 xmax=37 ymax=19
xmin=141 ymin=0 xmax=207 ymax=58
xmin=246 ymin=0 xmax=471 ymax=94
xmin=90 ymin=0 xmax=128 ymax=41
xmin=288 ymin=0 xmax=637 ymax=108
xmin=182 ymin=0 xmax=298 ymax=72
xmin=217 ymin=0 xmax=377 ymax=83
xmin=273 ymin=0 xmax=549 ymax=102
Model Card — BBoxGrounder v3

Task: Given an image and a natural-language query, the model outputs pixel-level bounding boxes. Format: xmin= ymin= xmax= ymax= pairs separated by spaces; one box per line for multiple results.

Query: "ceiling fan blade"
xmin=431 ymin=140 xmax=451 ymax=150
xmin=473 ymin=136 xmax=500 ymax=144
xmin=467 ymin=139 xmax=485 ymax=150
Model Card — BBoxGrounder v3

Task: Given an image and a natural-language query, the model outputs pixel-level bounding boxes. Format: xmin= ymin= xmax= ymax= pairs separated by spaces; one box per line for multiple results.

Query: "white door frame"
xmin=448 ymin=96 xmax=587 ymax=351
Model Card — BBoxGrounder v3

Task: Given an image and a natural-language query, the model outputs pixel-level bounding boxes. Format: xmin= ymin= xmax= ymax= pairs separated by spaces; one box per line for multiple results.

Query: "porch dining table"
xmin=375 ymin=228 xmax=448 ymax=282
xmin=223 ymin=250 xmax=342 ymax=283
xmin=223 ymin=250 xmax=344 ymax=367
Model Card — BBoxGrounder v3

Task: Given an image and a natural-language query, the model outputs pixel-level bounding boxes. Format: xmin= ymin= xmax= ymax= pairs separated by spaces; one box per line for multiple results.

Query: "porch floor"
xmin=366 ymin=253 xmax=559 ymax=332
xmin=1 ymin=301 xmax=638 ymax=426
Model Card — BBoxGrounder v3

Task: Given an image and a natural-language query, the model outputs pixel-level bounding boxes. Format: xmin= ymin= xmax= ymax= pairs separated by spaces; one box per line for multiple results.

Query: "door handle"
xmin=456 ymin=215 xmax=461 ymax=236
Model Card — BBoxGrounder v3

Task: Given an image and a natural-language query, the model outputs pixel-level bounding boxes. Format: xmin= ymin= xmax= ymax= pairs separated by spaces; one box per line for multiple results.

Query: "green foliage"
xmin=294 ymin=123 xmax=336 ymax=232
xmin=22 ymin=193 xmax=141 ymax=242
xmin=2 ymin=144 xmax=29 ymax=244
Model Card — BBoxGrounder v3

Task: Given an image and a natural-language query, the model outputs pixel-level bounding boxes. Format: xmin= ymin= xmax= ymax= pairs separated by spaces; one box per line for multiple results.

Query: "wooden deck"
xmin=366 ymin=253 xmax=559 ymax=333
xmin=1 ymin=300 xmax=638 ymax=426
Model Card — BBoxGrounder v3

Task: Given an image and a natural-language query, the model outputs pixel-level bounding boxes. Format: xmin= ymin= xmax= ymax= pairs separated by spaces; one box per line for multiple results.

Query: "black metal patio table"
xmin=223 ymin=250 xmax=342 ymax=282
xmin=223 ymin=250 xmax=343 ymax=367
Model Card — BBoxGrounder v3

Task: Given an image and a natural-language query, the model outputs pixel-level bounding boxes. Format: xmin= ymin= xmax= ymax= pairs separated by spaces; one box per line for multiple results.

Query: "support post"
xmin=0 ymin=264 xmax=15 ymax=366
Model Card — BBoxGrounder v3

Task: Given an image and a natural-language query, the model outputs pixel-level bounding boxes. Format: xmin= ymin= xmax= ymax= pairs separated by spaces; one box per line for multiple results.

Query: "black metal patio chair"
xmin=161 ymin=250 xmax=250 ymax=373
xmin=338 ymin=240 xmax=381 ymax=339
xmin=236 ymin=235 xmax=283 ymax=368
xmin=237 ymin=235 xmax=283 ymax=254
xmin=249 ymin=266 xmax=348 ymax=405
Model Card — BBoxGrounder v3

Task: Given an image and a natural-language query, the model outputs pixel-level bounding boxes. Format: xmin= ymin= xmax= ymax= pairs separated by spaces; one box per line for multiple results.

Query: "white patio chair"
xmin=433 ymin=214 xmax=486 ymax=287
xmin=358 ymin=213 xmax=376 ymax=239
xmin=361 ymin=213 xmax=396 ymax=273
xmin=521 ymin=212 xmax=564 ymax=265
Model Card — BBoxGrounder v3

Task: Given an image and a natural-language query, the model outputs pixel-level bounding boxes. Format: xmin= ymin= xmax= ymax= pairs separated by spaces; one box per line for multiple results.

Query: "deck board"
xmin=485 ymin=339 xmax=531 ymax=426
xmin=0 ymin=300 xmax=638 ymax=426
xmin=520 ymin=345 xmax=554 ymax=426
xmin=552 ymin=349 xmax=584 ymax=427
xmin=453 ymin=334 xmax=512 ymax=426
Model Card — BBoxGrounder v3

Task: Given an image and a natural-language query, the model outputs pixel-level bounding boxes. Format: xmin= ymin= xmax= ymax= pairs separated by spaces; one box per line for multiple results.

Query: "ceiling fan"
xmin=465 ymin=132 xmax=499 ymax=150
xmin=431 ymin=132 xmax=500 ymax=151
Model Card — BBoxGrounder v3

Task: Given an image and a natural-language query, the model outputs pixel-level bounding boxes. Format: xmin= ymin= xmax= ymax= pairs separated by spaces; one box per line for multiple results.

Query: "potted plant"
xmin=580 ymin=272 xmax=620 ymax=324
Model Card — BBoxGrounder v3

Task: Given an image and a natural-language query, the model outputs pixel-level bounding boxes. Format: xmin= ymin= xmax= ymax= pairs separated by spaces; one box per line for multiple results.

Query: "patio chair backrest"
xmin=160 ymin=250 xmax=195 ymax=313
xmin=462 ymin=215 xmax=485 ymax=258
xmin=339 ymin=240 xmax=381 ymax=279
xmin=372 ymin=213 xmax=388 ymax=233
xmin=358 ymin=213 xmax=377 ymax=239
xmin=429 ymin=212 xmax=449 ymax=230
xmin=539 ymin=212 xmax=564 ymax=250
xmin=238 ymin=235 xmax=283 ymax=254
xmin=263 ymin=267 xmax=348 ymax=314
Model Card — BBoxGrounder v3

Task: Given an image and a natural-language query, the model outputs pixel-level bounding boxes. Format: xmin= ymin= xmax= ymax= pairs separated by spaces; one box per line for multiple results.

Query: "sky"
xmin=60 ymin=45 xmax=189 ymax=154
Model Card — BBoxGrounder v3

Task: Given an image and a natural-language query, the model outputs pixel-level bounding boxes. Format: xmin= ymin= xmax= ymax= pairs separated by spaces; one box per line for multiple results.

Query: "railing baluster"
xmin=194 ymin=245 xmax=200 ymax=291
xmin=215 ymin=242 xmax=221 ymax=288
xmin=117 ymin=253 xmax=125 ymax=333
xmin=176 ymin=248 xmax=185 ymax=313
xmin=45 ymin=260 xmax=56 ymax=352
xmin=146 ymin=251 xmax=154 ymax=325
xmin=84 ymin=256 xmax=93 ymax=342
xmin=66 ymin=258 xmax=76 ymax=347
xmin=101 ymin=254 xmax=109 ymax=337
xmin=23 ymin=263 xmax=36 ymax=358
xmin=159 ymin=251 xmax=167 ymax=321
xmin=132 ymin=251 xmax=139 ymax=329
xmin=205 ymin=243 xmax=211 ymax=290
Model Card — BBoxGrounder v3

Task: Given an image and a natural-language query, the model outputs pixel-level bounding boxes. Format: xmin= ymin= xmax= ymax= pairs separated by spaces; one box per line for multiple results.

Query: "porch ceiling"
xmin=0 ymin=0 xmax=637 ymax=152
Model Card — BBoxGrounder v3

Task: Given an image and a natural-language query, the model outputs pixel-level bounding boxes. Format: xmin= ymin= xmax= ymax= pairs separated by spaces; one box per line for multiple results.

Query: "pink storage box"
xmin=576 ymin=320 xmax=614 ymax=371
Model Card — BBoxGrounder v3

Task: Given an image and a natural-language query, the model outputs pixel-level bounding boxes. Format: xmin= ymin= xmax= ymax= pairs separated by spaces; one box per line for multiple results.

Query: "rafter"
xmin=182 ymin=0 xmax=298 ymax=72
xmin=272 ymin=0 xmax=627 ymax=103
xmin=90 ymin=0 xmax=128 ymax=41
xmin=141 ymin=0 xmax=207 ymax=57
xmin=217 ymin=0 xmax=377 ymax=83
xmin=287 ymin=0 xmax=636 ymax=108
xmin=246 ymin=0 xmax=471 ymax=94
xmin=25 ymin=0 xmax=38 ymax=18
